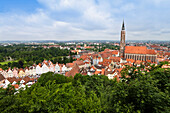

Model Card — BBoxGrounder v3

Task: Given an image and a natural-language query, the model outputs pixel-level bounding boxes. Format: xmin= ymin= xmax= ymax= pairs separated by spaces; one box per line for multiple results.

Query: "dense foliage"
xmin=0 ymin=45 xmax=75 ymax=69
xmin=0 ymin=65 xmax=169 ymax=113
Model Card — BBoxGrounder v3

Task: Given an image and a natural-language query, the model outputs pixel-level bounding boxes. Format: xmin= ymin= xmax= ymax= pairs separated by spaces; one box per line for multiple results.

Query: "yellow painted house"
xmin=18 ymin=69 xmax=25 ymax=77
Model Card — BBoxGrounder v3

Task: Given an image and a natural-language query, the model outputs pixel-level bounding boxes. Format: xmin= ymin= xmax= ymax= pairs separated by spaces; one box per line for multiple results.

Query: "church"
xmin=119 ymin=21 xmax=157 ymax=63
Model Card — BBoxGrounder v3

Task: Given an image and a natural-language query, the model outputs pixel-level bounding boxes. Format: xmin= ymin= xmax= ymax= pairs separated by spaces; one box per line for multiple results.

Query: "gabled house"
xmin=65 ymin=63 xmax=80 ymax=77
xmin=36 ymin=63 xmax=42 ymax=75
xmin=42 ymin=63 xmax=49 ymax=74
xmin=61 ymin=64 xmax=67 ymax=72
xmin=0 ymin=74 xmax=5 ymax=85
xmin=25 ymin=68 xmax=30 ymax=76
xmin=18 ymin=69 xmax=25 ymax=77
xmin=13 ymin=68 xmax=18 ymax=77
xmin=55 ymin=63 xmax=60 ymax=73
xmin=7 ymin=68 xmax=13 ymax=78
xmin=1 ymin=70 xmax=8 ymax=78
xmin=49 ymin=63 xmax=55 ymax=72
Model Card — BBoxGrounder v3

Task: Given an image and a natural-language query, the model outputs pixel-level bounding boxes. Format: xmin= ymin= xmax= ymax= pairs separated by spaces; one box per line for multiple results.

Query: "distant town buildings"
xmin=0 ymin=20 xmax=169 ymax=90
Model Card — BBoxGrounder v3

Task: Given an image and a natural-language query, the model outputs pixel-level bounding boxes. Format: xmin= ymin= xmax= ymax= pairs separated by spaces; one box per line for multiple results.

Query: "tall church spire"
xmin=122 ymin=20 xmax=125 ymax=30
xmin=120 ymin=20 xmax=126 ymax=58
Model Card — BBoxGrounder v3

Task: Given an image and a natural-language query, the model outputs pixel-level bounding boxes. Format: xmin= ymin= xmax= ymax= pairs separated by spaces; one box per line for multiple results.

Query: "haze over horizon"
xmin=0 ymin=0 xmax=170 ymax=41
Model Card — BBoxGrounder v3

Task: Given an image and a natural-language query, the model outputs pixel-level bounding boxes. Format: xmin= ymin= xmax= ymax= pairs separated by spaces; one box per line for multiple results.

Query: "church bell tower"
xmin=120 ymin=20 xmax=126 ymax=58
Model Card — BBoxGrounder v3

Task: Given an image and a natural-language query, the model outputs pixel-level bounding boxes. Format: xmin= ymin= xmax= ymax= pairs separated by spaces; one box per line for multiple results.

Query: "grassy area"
xmin=0 ymin=60 xmax=18 ymax=65
xmin=0 ymin=60 xmax=27 ymax=65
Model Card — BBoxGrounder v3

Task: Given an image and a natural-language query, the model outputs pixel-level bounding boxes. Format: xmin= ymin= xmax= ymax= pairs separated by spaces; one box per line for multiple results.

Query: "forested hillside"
xmin=0 ymin=65 xmax=169 ymax=113
xmin=0 ymin=45 xmax=75 ymax=69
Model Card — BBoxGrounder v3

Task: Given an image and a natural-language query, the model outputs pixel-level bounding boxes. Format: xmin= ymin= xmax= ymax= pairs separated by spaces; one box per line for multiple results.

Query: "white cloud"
xmin=0 ymin=0 xmax=169 ymax=41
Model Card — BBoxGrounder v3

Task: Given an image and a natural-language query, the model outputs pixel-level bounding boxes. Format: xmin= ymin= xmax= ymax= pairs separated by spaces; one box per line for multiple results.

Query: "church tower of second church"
xmin=120 ymin=20 xmax=126 ymax=58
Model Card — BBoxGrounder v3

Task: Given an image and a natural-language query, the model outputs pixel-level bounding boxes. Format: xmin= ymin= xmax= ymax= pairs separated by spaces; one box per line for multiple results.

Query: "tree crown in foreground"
xmin=0 ymin=64 xmax=170 ymax=113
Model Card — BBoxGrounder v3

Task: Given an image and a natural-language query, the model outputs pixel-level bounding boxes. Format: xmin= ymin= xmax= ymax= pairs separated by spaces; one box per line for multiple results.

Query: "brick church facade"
xmin=119 ymin=21 xmax=157 ymax=63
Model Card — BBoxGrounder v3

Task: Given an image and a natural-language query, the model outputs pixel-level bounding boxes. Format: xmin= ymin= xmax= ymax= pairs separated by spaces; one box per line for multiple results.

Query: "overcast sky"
xmin=0 ymin=0 xmax=170 ymax=41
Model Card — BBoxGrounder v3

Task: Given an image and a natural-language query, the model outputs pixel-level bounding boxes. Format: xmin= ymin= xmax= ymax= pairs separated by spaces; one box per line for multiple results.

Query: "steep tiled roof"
xmin=125 ymin=46 xmax=156 ymax=55
xmin=65 ymin=63 xmax=80 ymax=77
xmin=94 ymin=71 xmax=101 ymax=75
xmin=66 ymin=63 xmax=74 ymax=68
xmin=111 ymin=50 xmax=119 ymax=55
xmin=0 ymin=74 xmax=5 ymax=81
xmin=105 ymin=68 xmax=113 ymax=75
xmin=125 ymin=46 xmax=147 ymax=54
xmin=38 ymin=63 xmax=42 ymax=67
xmin=147 ymin=49 xmax=157 ymax=55
xmin=165 ymin=52 xmax=170 ymax=57
xmin=126 ymin=59 xmax=135 ymax=63
xmin=109 ymin=57 xmax=121 ymax=62
xmin=7 ymin=77 xmax=22 ymax=83
xmin=12 ymin=84 xmax=19 ymax=88
xmin=73 ymin=60 xmax=85 ymax=66
xmin=101 ymin=53 xmax=112 ymax=59
xmin=0 ymin=68 xmax=3 ymax=71
xmin=135 ymin=60 xmax=143 ymax=64
xmin=101 ymin=68 xmax=105 ymax=75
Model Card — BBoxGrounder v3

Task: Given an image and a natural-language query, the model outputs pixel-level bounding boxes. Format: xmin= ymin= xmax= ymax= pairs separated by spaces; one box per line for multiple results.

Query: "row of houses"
xmin=1 ymin=48 xmax=169 ymax=90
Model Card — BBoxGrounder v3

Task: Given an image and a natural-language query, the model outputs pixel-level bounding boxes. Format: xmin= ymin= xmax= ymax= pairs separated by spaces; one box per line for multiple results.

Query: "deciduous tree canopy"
xmin=0 ymin=65 xmax=169 ymax=113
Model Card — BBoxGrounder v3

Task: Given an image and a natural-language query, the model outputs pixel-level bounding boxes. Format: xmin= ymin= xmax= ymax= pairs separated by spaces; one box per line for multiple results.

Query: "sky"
xmin=0 ymin=0 xmax=170 ymax=41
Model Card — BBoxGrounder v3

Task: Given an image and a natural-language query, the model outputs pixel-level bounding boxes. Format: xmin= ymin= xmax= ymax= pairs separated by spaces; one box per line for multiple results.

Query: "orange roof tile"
xmin=110 ymin=57 xmax=121 ymax=62
xmin=0 ymin=74 xmax=5 ymax=81
xmin=65 ymin=63 xmax=80 ymax=77
xmin=125 ymin=46 xmax=156 ymax=55
xmin=66 ymin=63 xmax=74 ymax=68
xmin=101 ymin=68 xmax=105 ymax=75
xmin=135 ymin=60 xmax=143 ymax=64
xmin=0 ymin=68 xmax=3 ymax=71
xmin=73 ymin=60 xmax=85 ymax=66
xmin=125 ymin=46 xmax=147 ymax=54
xmin=38 ymin=63 xmax=42 ymax=67
xmin=165 ymin=52 xmax=170 ymax=56
xmin=126 ymin=59 xmax=135 ymax=63
xmin=95 ymin=71 xmax=101 ymax=75
xmin=12 ymin=84 xmax=19 ymax=88
xmin=111 ymin=50 xmax=119 ymax=55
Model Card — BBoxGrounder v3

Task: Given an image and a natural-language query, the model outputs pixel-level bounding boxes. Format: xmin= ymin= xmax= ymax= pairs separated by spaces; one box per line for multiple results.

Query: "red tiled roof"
xmin=12 ymin=84 xmax=19 ymax=88
xmin=95 ymin=71 xmax=101 ymax=75
xmin=104 ymin=48 xmax=111 ymax=51
xmin=0 ymin=74 xmax=5 ymax=81
xmin=147 ymin=49 xmax=157 ymax=55
xmin=101 ymin=53 xmax=112 ymax=59
xmin=125 ymin=46 xmax=156 ymax=55
xmin=109 ymin=57 xmax=121 ymax=62
xmin=126 ymin=59 xmax=135 ymax=63
xmin=0 ymin=68 xmax=3 ymax=71
xmin=73 ymin=60 xmax=85 ymax=66
xmin=66 ymin=63 xmax=74 ymax=68
xmin=7 ymin=77 xmax=22 ymax=83
xmin=65 ymin=63 xmax=80 ymax=77
xmin=111 ymin=50 xmax=119 ymax=55
xmin=101 ymin=68 xmax=105 ymax=75
xmin=135 ymin=60 xmax=143 ymax=64
xmin=125 ymin=46 xmax=147 ymax=54
xmin=38 ymin=63 xmax=42 ymax=67
xmin=165 ymin=52 xmax=170 ymax=56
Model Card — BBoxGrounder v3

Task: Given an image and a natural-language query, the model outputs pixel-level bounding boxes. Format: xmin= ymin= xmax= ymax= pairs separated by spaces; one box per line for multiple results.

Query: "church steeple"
xmin=120 ymin=20 xmax=126 ymax=58
xmin=122 ymin=20 xmax=125 ymax=30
